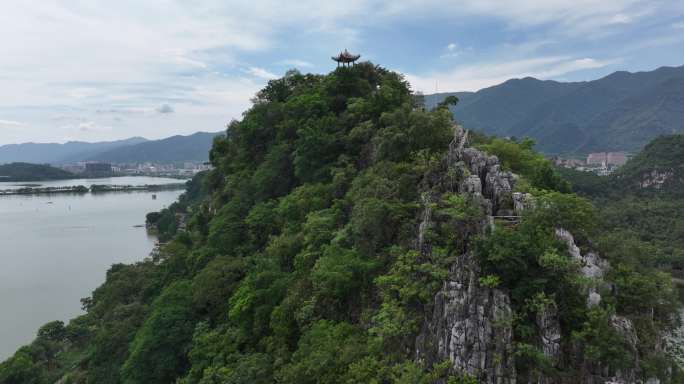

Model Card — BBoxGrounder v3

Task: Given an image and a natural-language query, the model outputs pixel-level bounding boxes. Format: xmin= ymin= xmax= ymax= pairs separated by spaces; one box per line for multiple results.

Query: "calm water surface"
xmin=0 ymin=177 xmax=184 ymax=359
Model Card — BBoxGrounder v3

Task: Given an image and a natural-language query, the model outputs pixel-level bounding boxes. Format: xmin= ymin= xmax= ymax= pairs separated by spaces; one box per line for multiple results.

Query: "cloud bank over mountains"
xmin=0 ymin=0 xmax=683 ymax=144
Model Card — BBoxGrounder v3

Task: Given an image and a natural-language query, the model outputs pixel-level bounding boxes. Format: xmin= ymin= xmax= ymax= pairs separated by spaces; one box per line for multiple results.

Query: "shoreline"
xmin=0 ymin=173 xmax=191 ymax=183
xmin=0 ymin=183 xmax=186 ymax=196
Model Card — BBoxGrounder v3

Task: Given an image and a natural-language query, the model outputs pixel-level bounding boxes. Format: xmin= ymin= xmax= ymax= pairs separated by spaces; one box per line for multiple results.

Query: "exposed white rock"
xmin=664 ymin=309 xmax=684 ymax=370
xmin=460 ymin=175 xmax=482 ymax=196
xmin=418 ymin=126 xmax=518 ymax=382
xmin=417 ymin=125 xmax=655 ymax=383
xmin=640 ymin=170 xmax=673 ymax=189
xmin=555 ymin=228 xmax=607 ymax=280
xmin=587 ymin=291 xmax=602 ymax=308
xmin=484 ymin=169 xmax=515 ymax=214
xmin=609 ymin=315 xmax=640 ymax=383
xmin=417 ymin=193 xmax=435 ymax=259
xmin=512 ymin=192 xmax=534 ymax=214
xmin=462 ymin=147 xmax=489 ymax=177
xmin=536 ymin=304 xmax=562 ymax=365
xmin=418 ymin=253 xmax=516 ymax=383
xmin=555 ymin=228 xmax=609 ymax=308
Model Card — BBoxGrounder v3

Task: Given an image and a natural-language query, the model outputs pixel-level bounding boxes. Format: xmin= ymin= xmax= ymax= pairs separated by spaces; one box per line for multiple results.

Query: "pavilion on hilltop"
xmin=332 ymin=49 xmax=360 ymax=67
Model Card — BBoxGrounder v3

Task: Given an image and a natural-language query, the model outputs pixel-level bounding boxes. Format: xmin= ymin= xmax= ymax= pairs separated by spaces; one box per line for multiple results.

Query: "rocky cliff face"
xmin=665 ymin=309 xmax=684 ymax=370
xmin=417 ymin=252 xmax=516 ymax=382
xmin=416 ymin=126 xmax=518 ymax=383
xmin=639 ymin=169 xmax=674 ymax=189
xmin=415 ymin=126 xmax=656 ymax=384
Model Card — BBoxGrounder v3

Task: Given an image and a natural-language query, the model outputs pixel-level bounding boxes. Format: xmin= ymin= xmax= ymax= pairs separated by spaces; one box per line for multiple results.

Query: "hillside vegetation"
xmin=1 ymin=64 xmax=680 ymax=383
xmin=0 ymin=162 xmax=75 ymax=182
xmin=560 ymin=134 xmax=684 ymax=273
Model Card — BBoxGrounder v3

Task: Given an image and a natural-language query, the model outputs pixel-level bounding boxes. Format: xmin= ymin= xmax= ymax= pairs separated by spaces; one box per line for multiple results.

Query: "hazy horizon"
xmin=0 ymin=130 xmax=224 ymax=147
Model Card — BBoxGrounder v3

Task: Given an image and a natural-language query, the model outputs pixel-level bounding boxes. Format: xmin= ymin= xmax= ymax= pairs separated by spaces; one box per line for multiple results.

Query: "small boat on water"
xmin=151 ymin=194 xmax=157 ymax=200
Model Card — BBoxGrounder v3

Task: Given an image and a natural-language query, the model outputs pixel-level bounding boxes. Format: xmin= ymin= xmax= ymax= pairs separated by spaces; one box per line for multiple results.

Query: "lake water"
xmin=0 ymin=177 xmax=184 ymax=360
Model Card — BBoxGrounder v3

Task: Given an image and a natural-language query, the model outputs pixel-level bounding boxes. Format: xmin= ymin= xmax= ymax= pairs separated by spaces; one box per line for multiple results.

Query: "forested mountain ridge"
xmin=85 ymin=132 xmax=223 ymax=163
xmin=1 ymin=64 xmax=681 ymax=383
xmin=426 ymin=65 xmax=684 ymax=154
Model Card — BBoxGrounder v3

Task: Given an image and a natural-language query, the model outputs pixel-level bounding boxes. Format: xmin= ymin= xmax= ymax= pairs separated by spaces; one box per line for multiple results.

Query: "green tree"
xmin=278 ymin=320 xmax=366 ymax=384
xmin=436 ymin=95 xmax=459 ymax=110
xmin=120 ymin=281 xmax=196 ymax=384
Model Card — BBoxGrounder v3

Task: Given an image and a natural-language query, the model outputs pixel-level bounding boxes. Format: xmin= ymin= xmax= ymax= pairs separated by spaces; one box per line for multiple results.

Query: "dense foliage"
xmin=559 ymin=135 xmax=684 ymax=272
xmin=473 ymin=135 xmax=571 ymax=192
xmin=1 ymin=65 xmax=680 ymax=383
xmin=146 ymin=171 xmax=210 ymax=242
xmin=0 ymin=162 xmax=75 ymax=182
xmin=558 ymin=135 xmax=684 ymax=379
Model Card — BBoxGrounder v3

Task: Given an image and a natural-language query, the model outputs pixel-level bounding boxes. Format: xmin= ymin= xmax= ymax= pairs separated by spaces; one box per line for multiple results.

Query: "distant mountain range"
xmin=0 ymin=137 xmax=147 ymax=164
xmin=426 ymin=65 xmax=684 ymax=154
xmin=84 ymin=132 xmax=222 ymax=163
xmin=0 ymin=132 xmax=223 ymax=164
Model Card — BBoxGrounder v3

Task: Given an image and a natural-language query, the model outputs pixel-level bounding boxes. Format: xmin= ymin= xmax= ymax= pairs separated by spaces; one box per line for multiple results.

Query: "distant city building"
xmin=586 ymin=152 xmax=607 ymax=165
xmin=60 ymin=164 xmax=86 ymax=174
xmin=606 ymin=152 xmax=627 ymax=166
xmin=550 ymin=156 xmax=585 ymax=168
xmin=86 ymin=160 xmax=212 ymax=178
xmin=550 ymin=151 xmax=629 ymax=176
xmin=586 ymin=152 xmax=627 ymax=166
xmin=85 ymin=162 xmax=112 ymax=174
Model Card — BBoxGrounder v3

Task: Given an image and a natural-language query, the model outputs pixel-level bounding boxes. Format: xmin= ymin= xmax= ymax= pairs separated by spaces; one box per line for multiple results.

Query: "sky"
xmin=1 ymin=1 xmax=683 ymax=145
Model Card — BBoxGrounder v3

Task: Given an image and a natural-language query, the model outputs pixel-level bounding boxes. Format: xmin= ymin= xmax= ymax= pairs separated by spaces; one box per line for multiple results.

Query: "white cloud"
xmin=440 ymin=43 xmax=461 ymax=58
xmin=0 ymin=119 xmax=25 ymax=127
xmin=621 ymin=34 xmax=684 ymax=51
xmin=381 ymin=0 xmax=651 ymax=31
xmin=406 ymin=56 xmax=619 ymax=92
xmin=278 ymin=59 xmax=314 ymax=68
xmin=0 ymin=0 xmax=680 ymax=144
xmin=608 ymin=13 xmax=632 ymax=24
xmin=56 ymin=119 xmax=111 ymax=136
xmin=78 ymin=121 xmax=97 ymax=132
xmin=246 ymin=67 xmax=279 ymax=80
xmin=156 ymin=104 xmax=175 ymax=114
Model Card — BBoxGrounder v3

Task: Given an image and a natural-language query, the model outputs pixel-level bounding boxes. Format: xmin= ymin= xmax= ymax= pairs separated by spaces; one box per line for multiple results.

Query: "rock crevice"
xmin=415 ymin=125 xmax=652 ymax=384
xmin=417 ymin=126 xmax=518 ymax=383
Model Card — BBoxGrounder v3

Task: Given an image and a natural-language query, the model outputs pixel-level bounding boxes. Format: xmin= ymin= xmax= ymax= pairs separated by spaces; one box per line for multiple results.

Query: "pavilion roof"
xmin=332 ymin=49 xmax=361 ymax=63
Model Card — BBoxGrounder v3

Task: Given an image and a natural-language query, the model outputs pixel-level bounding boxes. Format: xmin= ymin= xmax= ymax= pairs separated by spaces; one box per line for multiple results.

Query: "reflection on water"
xmin=0 ymin=177 xmax=183 ymax=360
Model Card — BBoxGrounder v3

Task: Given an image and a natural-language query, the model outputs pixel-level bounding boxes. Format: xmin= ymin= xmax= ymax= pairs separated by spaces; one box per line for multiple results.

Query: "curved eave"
xmin=332 ymin=55 xmax=361 ymax=63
